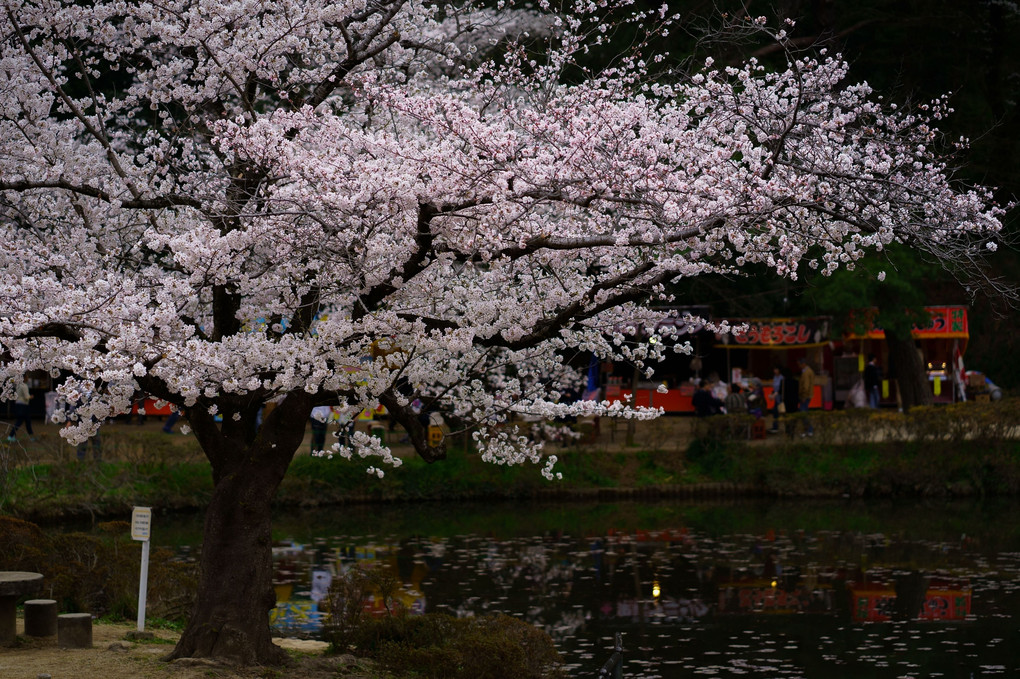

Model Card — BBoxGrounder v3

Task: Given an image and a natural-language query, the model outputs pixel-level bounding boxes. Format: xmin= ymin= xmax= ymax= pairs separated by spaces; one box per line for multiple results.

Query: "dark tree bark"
xmin=885 ymin=328 xmax=933 ymax=411
xmin=166 ymin=393 xmax=311 ymax=665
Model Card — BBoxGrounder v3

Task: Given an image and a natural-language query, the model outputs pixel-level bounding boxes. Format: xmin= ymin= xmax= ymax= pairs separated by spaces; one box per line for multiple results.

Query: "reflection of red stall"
xmin=849 ymin=578 xmax=971 ymax=622
xmin=718 ymin=580 xmax=835 ymax=615
xmin=848 ymin=582 xmax=897 ymax=622
xmin=841 ymin=306 xmax=969 ymax=405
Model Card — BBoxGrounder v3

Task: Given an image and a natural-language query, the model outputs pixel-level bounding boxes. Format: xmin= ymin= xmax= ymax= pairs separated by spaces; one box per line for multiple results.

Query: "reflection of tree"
xmin=262 ymin=523 xmax=999 ymax=646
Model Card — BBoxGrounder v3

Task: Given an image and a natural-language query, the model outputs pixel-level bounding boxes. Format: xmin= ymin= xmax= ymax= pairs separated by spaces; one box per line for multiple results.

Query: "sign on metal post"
xmin=131 ymin=506 xmax=151 ymax=540
xmin=131 ymin=506 xmax=152 ymax=632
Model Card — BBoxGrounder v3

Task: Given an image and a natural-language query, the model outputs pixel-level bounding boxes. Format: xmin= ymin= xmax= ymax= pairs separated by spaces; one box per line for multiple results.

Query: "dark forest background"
xmin=645 ymin=0 xmax=1020 ymax=388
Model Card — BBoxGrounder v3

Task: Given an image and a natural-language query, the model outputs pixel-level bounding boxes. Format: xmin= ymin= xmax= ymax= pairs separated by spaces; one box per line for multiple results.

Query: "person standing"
xmin=66 ymin=387 xmax=104 ymax=460
xmin=8 ymin=375 xmax=34 ymax=442
xmin=769 ymin=366 xmax=784 ymax=433
xmin=77 ymin=432 xmax=102 ymax=460
xmin=798 ymin=358 xmax=815 ymax=437
xmin=864 ymin=355 xmax=882 ymax=409
xmin=310 ymin=405 xmax=333 ymax=453
xmin=725 ymin=384 xmax=747 ymax=415
xmin=692 ymin=380 xmax=723 ymax=417
xmin=746 ymin=378 xmax=766 ymax=418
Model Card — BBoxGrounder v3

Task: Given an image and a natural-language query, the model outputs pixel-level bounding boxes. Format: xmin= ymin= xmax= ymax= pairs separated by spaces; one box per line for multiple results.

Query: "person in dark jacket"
xmin=864 ymin=355 xmax=882 ymax=408
xmin=769 ymin=367 xmax=784 ymax=433
xmin=692 ymin=379 xmax=723 ymax=417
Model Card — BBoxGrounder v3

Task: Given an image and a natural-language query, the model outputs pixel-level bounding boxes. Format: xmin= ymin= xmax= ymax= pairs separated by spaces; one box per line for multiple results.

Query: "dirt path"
xmin=0 ymin=619 xmax=368 ymax=679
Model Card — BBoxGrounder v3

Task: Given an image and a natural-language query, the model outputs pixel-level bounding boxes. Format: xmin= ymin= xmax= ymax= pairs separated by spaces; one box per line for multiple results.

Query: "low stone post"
xmin=24 ymin=599 xmax=58 ymax=637
xmin=57 ymin=612 xmax=93 ymax=648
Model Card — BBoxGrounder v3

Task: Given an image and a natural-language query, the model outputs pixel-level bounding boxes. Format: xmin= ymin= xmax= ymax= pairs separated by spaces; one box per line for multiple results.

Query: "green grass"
xmin=6 ymin=402 xmax=1020 ymax=522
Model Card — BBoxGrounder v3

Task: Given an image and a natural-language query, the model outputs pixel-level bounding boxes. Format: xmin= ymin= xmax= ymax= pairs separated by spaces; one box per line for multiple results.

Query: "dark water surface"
xmin=152 ymin=499 xmax=1020 ymax=677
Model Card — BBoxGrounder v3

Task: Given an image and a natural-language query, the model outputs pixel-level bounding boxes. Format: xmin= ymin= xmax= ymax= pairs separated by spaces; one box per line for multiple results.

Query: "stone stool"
xmin=57 ymin=612 xmax=93 ymax=648
xmin=24 ymin=599 xmax=58 ymax=637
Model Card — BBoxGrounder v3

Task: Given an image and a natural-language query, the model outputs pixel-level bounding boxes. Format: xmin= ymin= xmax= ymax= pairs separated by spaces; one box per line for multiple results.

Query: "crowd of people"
xmin=690 ymin=357 xmax=849 ymax=437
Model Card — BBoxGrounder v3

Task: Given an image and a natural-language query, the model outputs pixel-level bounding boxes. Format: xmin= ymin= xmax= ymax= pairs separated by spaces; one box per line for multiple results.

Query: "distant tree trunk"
xmin=885 ymin=329 xmax=933 ymax=411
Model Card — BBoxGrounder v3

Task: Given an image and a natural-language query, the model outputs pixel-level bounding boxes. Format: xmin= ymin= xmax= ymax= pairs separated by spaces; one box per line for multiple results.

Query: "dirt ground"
xmin=0 ymin=618 xmax=373 ymax=679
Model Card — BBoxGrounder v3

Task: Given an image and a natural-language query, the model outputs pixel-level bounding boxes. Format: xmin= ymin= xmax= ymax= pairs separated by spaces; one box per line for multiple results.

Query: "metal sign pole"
xmin=137 ymin=540 xmax=150 ymax=632
xmin=131 ymin=507 xmax=152 ymax=632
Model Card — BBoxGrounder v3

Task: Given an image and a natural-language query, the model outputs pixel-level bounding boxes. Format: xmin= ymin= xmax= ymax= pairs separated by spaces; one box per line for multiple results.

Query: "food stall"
xmin=714 ymin=317 xmax=834 ymax=409
xmin=602 ymin=314 xmax=833 ymax=413
xmin=601 ymin=307 xmax=713 ymax=414
xmin=840 ymin=306 xmax=969 ymax=405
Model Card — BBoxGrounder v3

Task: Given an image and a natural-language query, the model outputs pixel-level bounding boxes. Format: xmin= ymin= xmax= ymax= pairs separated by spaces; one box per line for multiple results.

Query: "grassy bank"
xmin=3 ymin=399 xmax=1020 ymax=521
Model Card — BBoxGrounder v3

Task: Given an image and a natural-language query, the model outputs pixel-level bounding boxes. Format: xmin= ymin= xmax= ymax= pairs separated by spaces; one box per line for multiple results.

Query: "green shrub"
xmin=0 ymin=518 xmax=196 ymax=622
xmin=348 ymin=612 xmax=563 ymax=679
xmin=322 ymin=566 xmax=562 ymax=678
xmin=684 ymin=436 xmax=735 ymax=480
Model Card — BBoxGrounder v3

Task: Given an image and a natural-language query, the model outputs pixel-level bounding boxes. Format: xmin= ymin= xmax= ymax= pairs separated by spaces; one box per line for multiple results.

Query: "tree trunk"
xmin=885 ymin=329 xmax=933 ymax=411
xmin=166 ymin=450 xmax=291 ymax=664
xmin=167 ymin=394 xmax=310 ymax=665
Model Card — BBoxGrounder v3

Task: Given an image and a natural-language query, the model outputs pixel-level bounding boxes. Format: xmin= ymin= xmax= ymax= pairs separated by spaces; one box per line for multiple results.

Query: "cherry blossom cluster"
xmin=0 ymin=0 xmax=1004 ymax=476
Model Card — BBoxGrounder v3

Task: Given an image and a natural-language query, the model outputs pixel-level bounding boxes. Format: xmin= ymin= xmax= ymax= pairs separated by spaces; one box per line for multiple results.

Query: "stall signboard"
xmin=844 ymin=306 xmax=969 ymax=340
xmin=715 ymin=317 xmax=831 ymax=348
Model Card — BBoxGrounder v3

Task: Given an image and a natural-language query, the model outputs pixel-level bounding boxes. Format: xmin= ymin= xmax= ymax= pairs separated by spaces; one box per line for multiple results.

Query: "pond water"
xmin=151 ymin=499 xmax=1020 ymax=678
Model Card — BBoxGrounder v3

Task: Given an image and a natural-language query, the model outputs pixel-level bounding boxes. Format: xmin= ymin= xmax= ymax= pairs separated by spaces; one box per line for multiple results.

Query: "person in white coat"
xmin=8 ymin=375 xmax=34 ymax=442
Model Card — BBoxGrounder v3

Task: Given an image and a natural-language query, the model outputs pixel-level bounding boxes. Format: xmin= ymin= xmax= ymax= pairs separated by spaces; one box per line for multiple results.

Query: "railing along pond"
xmin=597 ymin=632 xmax=624 ymax=679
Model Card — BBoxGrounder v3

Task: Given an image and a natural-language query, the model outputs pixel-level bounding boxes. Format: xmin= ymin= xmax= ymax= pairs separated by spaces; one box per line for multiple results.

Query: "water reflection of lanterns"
xmin=652 ymin=580 xmax=661 ymax=599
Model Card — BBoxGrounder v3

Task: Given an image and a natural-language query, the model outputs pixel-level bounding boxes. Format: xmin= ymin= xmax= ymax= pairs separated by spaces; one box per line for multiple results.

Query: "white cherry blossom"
xmin=0 ymin=0 xmax=1003 ymax=665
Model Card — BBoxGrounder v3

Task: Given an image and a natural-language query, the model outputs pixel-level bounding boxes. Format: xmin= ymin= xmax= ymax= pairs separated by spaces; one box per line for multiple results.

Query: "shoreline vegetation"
xmin=3 ymin=398 xmax=1020 ymax=523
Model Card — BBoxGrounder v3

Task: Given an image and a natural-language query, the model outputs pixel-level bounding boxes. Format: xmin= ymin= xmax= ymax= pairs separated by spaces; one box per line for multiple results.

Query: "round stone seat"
xmin=0 ymin=571 xmax=44 ymax=646
xmin=24 ymin=598 xmax=58 ymax=637
xmin=58 ymin=612 xmax=93 ymax=648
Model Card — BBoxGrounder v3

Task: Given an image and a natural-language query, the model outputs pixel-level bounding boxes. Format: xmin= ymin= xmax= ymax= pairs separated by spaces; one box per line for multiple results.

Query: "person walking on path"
xmin=7 ymin=375 xmax=34 ymax=442
xmin=162 ymin=410 xmax=182 ymax=433
xmin=798 ymin=358 xmax=815 ymax=437
xmin=864 ymin=355 xmax=882 ymax=409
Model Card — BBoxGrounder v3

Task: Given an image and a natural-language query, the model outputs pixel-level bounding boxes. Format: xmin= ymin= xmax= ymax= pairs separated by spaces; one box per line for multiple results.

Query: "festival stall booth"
xmin=600 ymin=307 xmax=714 ymax=414
xmin=713 ymin=317 xmax=834 ymax=409
xmin=839 ymin=306 xmax=969 ymax=405
xmin=601 ymin=313 xmax=832 ymax=413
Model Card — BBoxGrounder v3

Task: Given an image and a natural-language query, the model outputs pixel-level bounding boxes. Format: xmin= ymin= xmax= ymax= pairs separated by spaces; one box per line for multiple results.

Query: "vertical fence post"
xmin=598 ymin=631 xmax=624 ymax=678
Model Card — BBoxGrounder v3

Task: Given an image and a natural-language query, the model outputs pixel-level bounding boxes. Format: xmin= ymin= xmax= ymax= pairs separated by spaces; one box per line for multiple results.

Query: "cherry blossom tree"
xmin=0 ymin=0 xmax=1004 ymax=664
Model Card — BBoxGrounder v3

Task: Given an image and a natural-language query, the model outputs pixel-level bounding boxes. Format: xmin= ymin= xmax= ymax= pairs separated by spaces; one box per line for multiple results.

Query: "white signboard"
xmin=131 ymin=506 xmax=152 ymax=541
xmin=131 ymin=506 xmax=153 ymax=632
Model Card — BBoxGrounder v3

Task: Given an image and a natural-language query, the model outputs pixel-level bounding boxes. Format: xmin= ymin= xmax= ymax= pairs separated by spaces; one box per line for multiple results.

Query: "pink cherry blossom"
xmin=0 ymin=0 xmax=1004 ymax=665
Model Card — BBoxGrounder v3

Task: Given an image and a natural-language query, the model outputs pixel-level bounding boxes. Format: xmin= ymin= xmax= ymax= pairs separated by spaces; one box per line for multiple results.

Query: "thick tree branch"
xmin=476 ymin=262 xmax=665 ymax=351
xmin=353 ymin=202 xmax=438 ymax=320
xmin=0 ymin=179 xmax=203 ymax=210
xmin=378 ymin=388 xmax=446 ymax=463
